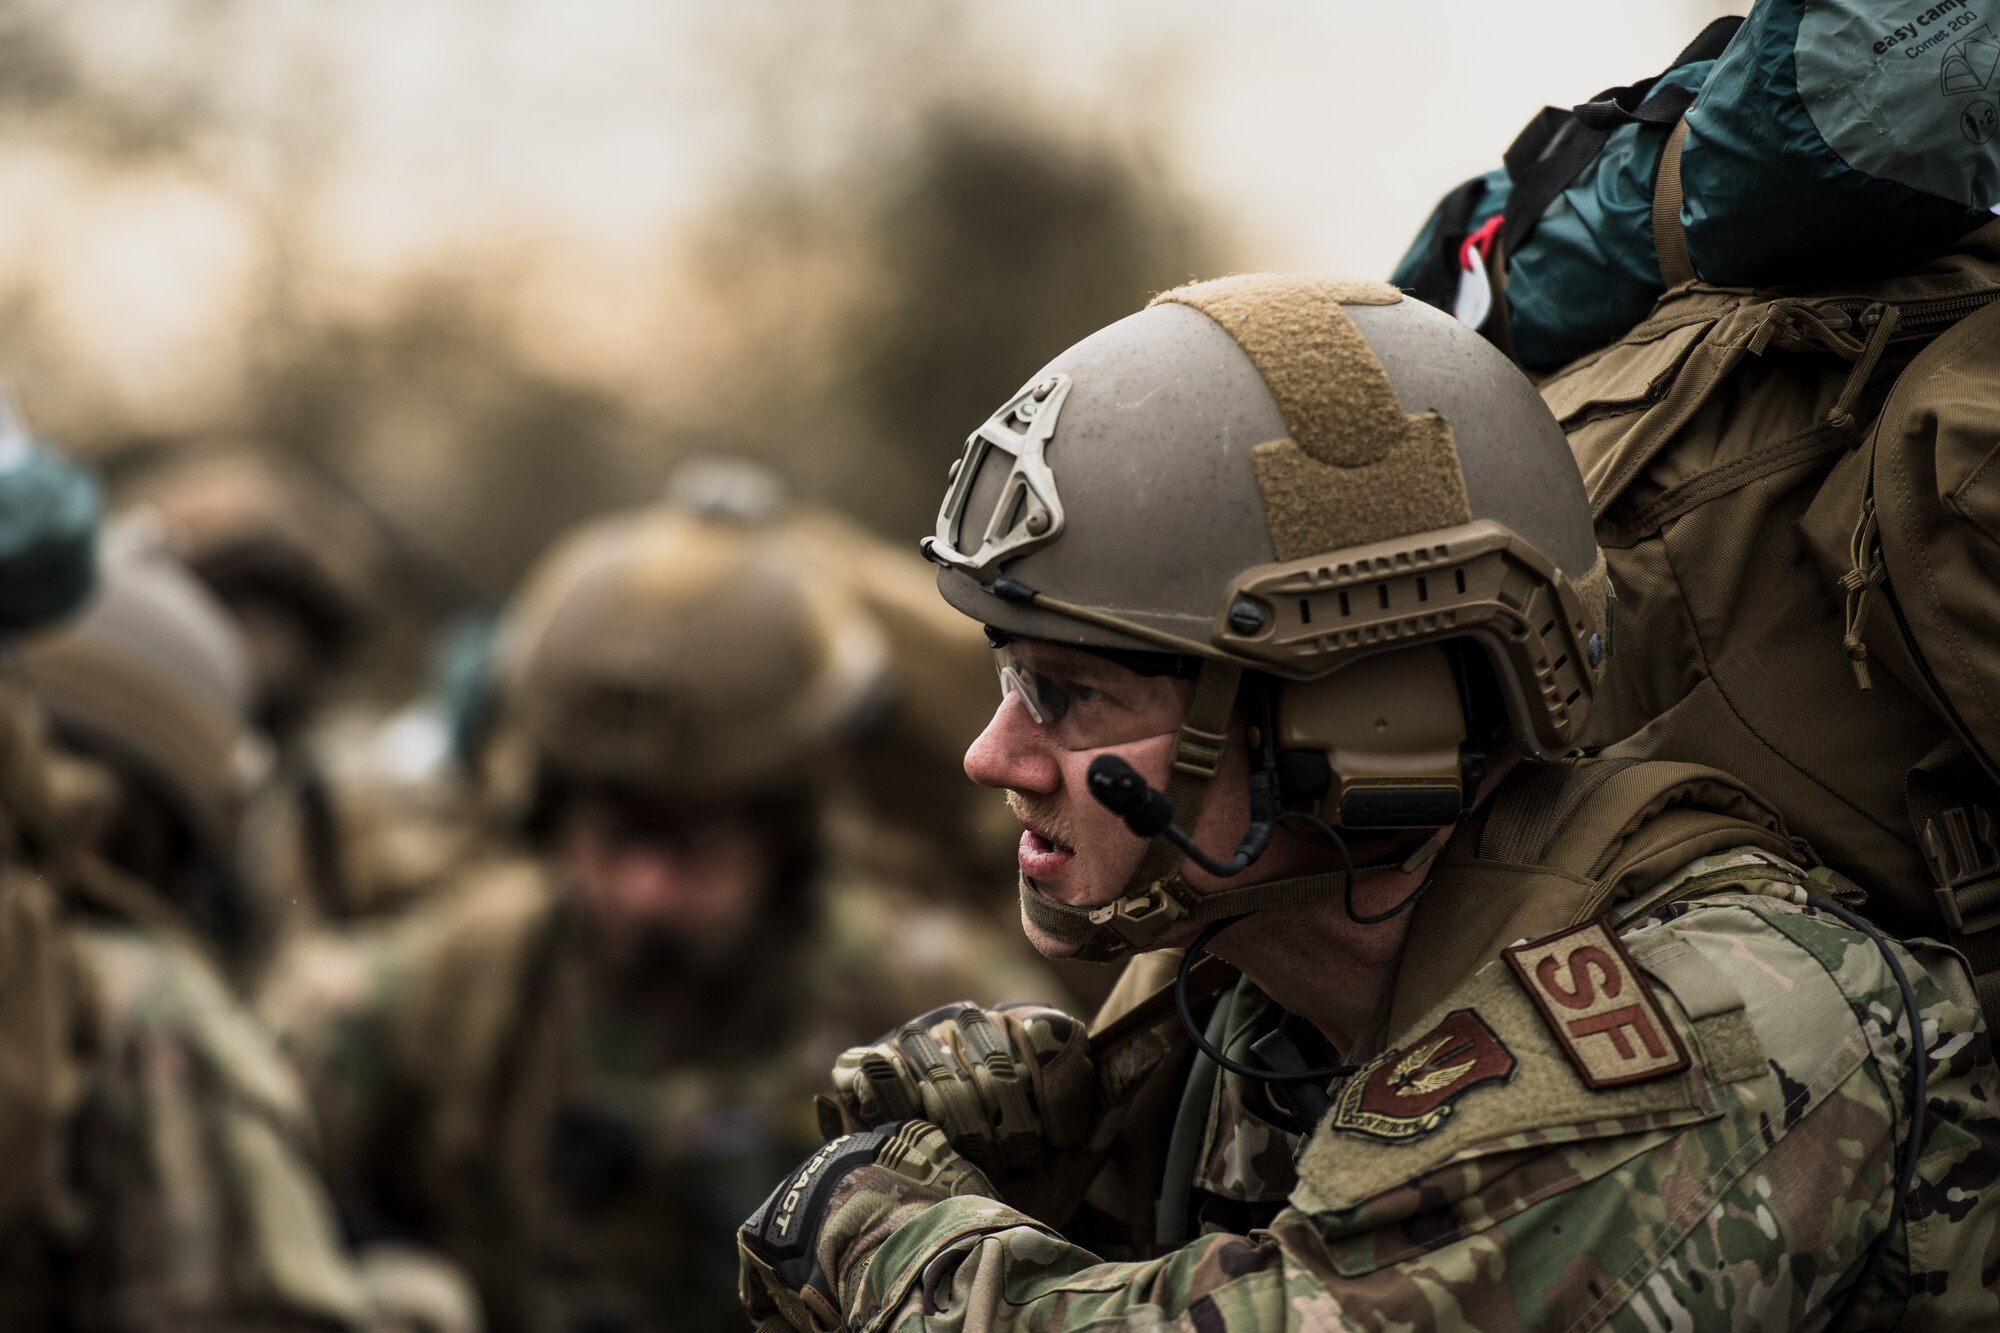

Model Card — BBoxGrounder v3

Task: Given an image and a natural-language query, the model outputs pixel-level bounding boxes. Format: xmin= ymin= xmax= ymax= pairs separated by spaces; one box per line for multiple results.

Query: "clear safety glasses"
xmin=992 ymin=643 xmax=1192 ymax=751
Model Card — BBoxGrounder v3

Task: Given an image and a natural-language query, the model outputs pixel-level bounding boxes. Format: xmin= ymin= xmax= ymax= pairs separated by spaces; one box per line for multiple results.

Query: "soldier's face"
xmin=965 ymin=639 xmax=1254 ymax=958
xmin=557 ymin=801 xmax=773 ymax=970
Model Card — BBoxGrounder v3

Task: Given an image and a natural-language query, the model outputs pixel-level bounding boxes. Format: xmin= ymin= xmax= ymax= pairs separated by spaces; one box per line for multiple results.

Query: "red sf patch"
xmin=1329 ymin=1009 xmax=1515 ymax=1141
xmin=1505 ymin=917 xmax=1691 ymax=1090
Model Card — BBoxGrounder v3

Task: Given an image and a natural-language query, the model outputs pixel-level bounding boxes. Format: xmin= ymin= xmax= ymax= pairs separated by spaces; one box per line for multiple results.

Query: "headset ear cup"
xmin=1275 ymin=749 xmax=1333 ymax=807
xmin=1274 ymin=647 xmax=1468 ymax=830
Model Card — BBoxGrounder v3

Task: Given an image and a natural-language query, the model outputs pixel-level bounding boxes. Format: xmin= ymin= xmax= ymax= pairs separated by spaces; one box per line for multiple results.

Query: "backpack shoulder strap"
xmin=1386 ymin=757 xmax=1796 ymax=1034
xmin=1652 ymin=117 xmax=1696 ymax=288
xmin=1486 ymin=756 xmax=1798 ymax=891
xmin=1499 ymin=16 xmax=1743 ymax=260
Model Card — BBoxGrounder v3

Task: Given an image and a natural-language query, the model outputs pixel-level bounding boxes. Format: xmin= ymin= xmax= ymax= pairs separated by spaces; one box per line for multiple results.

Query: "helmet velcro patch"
xmin=1150 ymin=275 xmax=1473 ymax=561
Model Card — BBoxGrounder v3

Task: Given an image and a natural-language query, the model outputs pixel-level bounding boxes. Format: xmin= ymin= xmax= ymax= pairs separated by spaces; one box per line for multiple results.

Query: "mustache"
xmin=1007 ymin=790 xmax=1078 ymax=851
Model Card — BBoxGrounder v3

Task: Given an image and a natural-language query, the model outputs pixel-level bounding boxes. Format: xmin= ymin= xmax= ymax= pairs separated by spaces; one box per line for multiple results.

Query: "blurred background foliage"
xmin=0 ymin=0 xmax=1734 ymax=692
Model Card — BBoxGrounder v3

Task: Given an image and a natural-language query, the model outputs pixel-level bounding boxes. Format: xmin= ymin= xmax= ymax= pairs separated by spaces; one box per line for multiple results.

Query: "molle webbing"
xmin=1384 ymin=757 xmax=1797 ymax=1038
xmin=1148 ymin=276 xmax=1473 ymax=561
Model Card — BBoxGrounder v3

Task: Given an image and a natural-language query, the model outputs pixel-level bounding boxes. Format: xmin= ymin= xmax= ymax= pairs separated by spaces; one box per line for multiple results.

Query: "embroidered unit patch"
xmin=1329 ymin=1008 xmax=1515 ymax=1141
xmin=1504 ymin=917 xmax=1691 ymax=1090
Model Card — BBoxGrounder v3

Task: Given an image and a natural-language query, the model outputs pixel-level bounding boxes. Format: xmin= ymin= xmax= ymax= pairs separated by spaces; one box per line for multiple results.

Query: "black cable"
xmin=1170 ymin=811 xmax=1456 ymax=1085
xmin=1806 ymin=894 xmax=1930 ymax=1333
xmin=1274 ymin=810 xmax=1441 ymax=926
xmin=1174 ymin=915 xmax=1355 ymax=1084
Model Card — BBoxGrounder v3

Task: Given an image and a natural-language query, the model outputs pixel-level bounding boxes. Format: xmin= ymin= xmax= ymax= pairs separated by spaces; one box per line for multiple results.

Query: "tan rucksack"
xmin=1546 ymin=213 xmax=2000 ymax=1021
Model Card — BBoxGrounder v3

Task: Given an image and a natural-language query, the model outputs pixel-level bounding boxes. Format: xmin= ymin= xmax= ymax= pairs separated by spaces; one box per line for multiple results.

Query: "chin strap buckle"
xmin=1170 ymin=723 xmax=1229 ymax=780
xmin=1094 ymin=881 xmax=1194 ymax=951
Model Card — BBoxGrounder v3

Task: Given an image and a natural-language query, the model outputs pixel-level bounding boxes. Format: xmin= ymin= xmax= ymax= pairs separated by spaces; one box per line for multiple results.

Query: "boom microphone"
xmin=1085 ymin=755 xmax=1275 ymax=878
xmin=1085 ymin=755 xmax=1175 ymax=835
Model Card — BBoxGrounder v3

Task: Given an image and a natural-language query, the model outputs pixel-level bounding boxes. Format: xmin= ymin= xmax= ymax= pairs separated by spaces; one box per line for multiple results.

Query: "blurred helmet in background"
xmin=20 ymin=525 xmax=269 ymax=861
xmin=486 ymin=501 xmax=887 ymax=826
xmin=19 ymin=526 xmax=271 ymax=952
xmin=119 ymin=448 xmax=388 ymax=734
xmin=665 ymin=456 xmax=1017 ymax=897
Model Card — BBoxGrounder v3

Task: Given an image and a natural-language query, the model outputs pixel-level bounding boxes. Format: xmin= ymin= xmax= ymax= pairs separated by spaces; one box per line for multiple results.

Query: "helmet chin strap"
xmin=1016 ymin=659 xmax=1363 ymax=963
xmin=1018 ymin=865 xmax=1363 ymax=963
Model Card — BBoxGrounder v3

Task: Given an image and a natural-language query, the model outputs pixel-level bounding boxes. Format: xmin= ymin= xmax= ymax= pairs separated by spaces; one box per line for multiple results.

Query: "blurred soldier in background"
xmin=7 ymin=528 xmax=476 ymax=1332
xmin=120 ymin=446 xmax=408 ymax=958
xmin=0 ymin=477 xmax=473 ymax=1328
xmin=265 ymin=499 xmax=1068 ymax=1333
xmin=20 ymin=527 xmax=274 ymax=978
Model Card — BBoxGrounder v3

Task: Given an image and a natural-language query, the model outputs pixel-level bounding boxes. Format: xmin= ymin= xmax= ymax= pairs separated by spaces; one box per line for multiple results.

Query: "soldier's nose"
xmin=965 ymin=693 xmax=1059 ymax=795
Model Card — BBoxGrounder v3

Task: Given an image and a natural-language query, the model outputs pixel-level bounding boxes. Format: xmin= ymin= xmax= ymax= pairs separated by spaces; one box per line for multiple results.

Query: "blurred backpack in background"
xmin=1394 ymin=5 xmax=2000 ymax=1028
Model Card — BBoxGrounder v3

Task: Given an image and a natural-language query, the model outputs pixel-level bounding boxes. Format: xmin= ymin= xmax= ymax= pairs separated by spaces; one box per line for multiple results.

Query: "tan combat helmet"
xmin=487 ymin=503 xmax=888 ymax=819
xmin=925 ymin=275 xmax=1609 ymax=960
xmin=18 ymin=525 xmax=270 ymax=867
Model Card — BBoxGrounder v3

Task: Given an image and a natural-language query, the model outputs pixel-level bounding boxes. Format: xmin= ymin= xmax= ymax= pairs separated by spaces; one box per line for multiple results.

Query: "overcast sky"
xmin=305 ymin=0 xmax=1743 ymax=275
xmin=0 ymin=0 xmax=1740 ymax=437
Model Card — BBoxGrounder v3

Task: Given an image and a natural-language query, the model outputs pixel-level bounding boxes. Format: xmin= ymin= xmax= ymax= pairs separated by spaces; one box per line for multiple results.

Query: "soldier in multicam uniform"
xmin=1 ymin=524 xmax=474 ymax=1331
xmin=737 ymin=276 xmax=2000 ymax=1331
xmin=263 ymin=500 xmax=1068 ymax=1333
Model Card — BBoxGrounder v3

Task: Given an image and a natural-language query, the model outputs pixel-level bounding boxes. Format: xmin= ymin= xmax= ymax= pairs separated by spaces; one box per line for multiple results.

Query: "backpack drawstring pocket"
xmin=1839 ymin=495 xmax=1884 ymax=692
xmin=1826 ymin=303 xmax=1898 ymax=433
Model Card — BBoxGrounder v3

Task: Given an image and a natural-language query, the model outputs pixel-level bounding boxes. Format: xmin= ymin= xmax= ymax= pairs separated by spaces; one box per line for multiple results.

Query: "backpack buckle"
xmin=1924 ymin=804 xmax=2000 ymax=934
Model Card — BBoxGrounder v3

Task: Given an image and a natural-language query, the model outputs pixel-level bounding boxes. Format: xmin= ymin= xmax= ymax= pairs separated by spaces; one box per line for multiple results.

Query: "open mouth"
xmin=1017 ymin=823 xmax=1076 ymax=880
xmin=1024 ymin=824 xmax=1072 ymax=854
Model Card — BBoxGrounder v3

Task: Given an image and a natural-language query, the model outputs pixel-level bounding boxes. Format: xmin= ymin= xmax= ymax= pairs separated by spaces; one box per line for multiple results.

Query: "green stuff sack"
xmin=1547 ymin=219 xmax=2000 ymax=1024
xmin=1690 ymin=0 xmax=1999 ymax=282
xmin=1394 ymin=2 xmax=2000 ymax=372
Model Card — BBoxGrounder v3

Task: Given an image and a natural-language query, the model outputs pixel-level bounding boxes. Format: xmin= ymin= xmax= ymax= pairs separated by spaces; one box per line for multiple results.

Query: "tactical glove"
xmin=738 ymin=1121 xmax=993 ymax=1333
xmin=819 ymin=1001 xmax=1093 ymax=1181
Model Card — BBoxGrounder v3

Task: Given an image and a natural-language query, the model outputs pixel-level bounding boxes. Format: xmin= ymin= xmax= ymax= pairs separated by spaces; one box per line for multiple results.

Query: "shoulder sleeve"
xmin=837 ymin=893 xmax=2000 ymax=1330
xmin=1292 ymin=893 xmax=1998 ymax=1329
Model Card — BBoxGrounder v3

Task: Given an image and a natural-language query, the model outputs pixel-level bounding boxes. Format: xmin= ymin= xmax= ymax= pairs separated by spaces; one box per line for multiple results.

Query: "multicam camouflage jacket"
xmin=0 ymin=917 xmax=378 ymax=1332
xmin=793 ymin=849 xmax=2000 ymax=1331
xmin=263 ymin=856 xmax=1070 ymax=1333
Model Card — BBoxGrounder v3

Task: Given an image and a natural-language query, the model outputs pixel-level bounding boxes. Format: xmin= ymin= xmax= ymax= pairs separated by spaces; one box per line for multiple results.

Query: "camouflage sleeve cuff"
xmin=839 ymin=1188 xmax=1060 ymax=1329
xmin=782 ymin=1123 xmax=1038 ymax=1328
